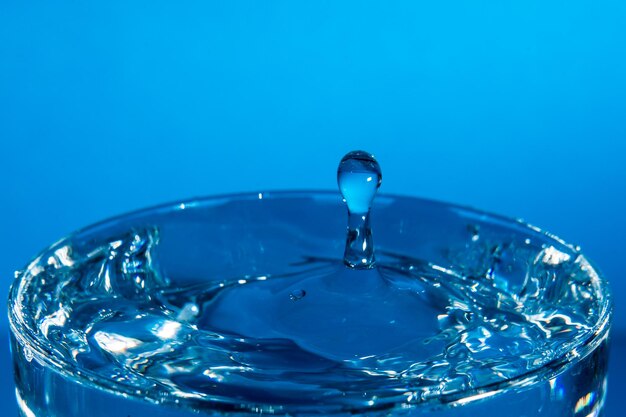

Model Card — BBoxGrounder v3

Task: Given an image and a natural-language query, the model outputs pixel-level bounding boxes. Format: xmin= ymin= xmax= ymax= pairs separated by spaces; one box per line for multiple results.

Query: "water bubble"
xmin=289 ymin=289 xmax=306 ymax=301
xmin=337 ymin=151 xmax=382 ymax=269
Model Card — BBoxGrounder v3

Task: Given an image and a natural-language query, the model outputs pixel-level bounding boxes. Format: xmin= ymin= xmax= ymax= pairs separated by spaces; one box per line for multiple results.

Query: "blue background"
xmin=1 ymin=1 xmax=624 ymax=415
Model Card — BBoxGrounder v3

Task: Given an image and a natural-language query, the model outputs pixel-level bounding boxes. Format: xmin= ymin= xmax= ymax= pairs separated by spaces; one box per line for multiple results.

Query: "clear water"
xmin=8 ymin=153 xmax=611 ymax=417
xmin=337 ymin=150 xmax=382 ymax=269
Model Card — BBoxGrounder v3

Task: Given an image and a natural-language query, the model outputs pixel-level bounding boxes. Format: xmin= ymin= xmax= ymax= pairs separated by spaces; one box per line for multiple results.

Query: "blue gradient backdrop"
xmin=1 ymin=2 xmax=625 ymax=415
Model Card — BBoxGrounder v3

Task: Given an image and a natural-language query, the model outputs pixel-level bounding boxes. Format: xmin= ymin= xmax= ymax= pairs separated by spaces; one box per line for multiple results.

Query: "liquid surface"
xmin=14 ymin=224 xmax=606 ymax=414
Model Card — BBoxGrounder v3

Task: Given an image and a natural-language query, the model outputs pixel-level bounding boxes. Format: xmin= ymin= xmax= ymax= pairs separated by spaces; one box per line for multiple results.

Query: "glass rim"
xmin=7 ymin=189 xmax=613 ymax=415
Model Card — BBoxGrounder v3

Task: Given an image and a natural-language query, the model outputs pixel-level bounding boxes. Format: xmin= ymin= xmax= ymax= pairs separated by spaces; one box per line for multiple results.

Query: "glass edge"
xmin=5 ymin=189 xmax=614 ymax=415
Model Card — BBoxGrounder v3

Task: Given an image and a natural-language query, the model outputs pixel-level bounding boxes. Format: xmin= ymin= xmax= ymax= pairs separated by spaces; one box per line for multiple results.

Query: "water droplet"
xmin=338 ymin=151 xmax=382 ymax=214
xmin=289 ymin=289 xmax=306 ymax=301
xmin=176 ymin=303 xmax=200 ymax=321
xmin=337 ymin=151 xmax=382 ymax=269
xmin=467 ymin=224 xmax=480 ymax=242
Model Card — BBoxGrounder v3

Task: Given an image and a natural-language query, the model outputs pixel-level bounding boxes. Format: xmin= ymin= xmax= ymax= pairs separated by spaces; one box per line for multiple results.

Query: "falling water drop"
xmin=337 ymin=150 xmax=382 ymax=269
